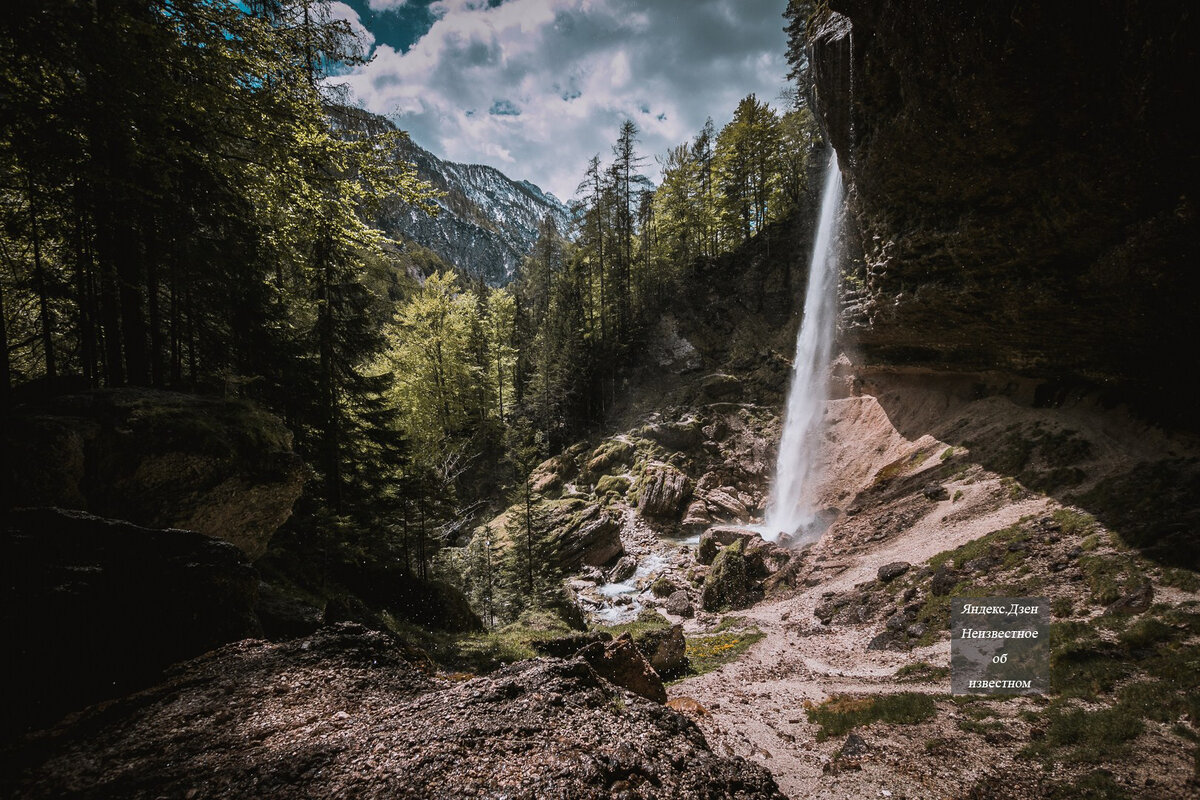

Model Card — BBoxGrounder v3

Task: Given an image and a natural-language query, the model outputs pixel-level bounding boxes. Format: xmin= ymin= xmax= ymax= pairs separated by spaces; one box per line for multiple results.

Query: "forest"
xmin=4 ymin=2 xmax=1199 ymax=799
xmin=1 ymin=0 xmax=820 ymax=626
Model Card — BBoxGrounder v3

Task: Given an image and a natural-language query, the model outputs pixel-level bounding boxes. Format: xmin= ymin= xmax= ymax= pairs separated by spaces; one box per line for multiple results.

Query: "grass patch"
xmin=1022 ymin=705 xmax=1144 ymax=764
xmin=679 ymin=629 xmax=765 ymax=680
xmin=1053 ymin=507 xmax=1097 ymax=538
xmin=872 ymin=450 xmax=931 ymax=485
xmin=1079 ymin=554 xmax=1141 ymax=605
xmin=804 ymin=693 xmax=937 ymax=741
xmin=1043 ymin=772 xmax=1130 ymax=800
xmin=595 ymin=607 xmax=670 ymax=640
xmin=893 ymin=662 xmax=950 ymax=682
xmin=1161 ymin=567 xmax=1200 ymax=592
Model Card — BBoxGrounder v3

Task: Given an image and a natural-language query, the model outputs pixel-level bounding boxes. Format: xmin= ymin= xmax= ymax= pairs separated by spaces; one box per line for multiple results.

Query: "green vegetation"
xmin=893 ymin=662 xmax=950 ymax=683
xmin=804 ymin=693 xmax=937 ymax=741
xmin=679 ymin=629 xmax=765 ymax=680
xmin=1022 ymin=705 xmax=1144 ymax=764
xmin=1043 ymin=772 xmax=1131 ymax=800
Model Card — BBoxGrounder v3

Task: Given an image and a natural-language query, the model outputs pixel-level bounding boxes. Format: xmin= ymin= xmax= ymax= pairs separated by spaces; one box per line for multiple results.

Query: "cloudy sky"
xmin=329 ymin=0 xmax=790 ymax=201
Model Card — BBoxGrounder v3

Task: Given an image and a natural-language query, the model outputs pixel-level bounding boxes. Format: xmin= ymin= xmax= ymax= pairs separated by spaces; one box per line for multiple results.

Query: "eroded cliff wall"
xmin=811 ymin=1 xmax=1199 ymax=416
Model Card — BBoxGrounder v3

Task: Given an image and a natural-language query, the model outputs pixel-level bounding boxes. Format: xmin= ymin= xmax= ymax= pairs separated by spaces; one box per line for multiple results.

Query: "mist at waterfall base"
xmin=761 ymin=154 xmax=843 ymax=545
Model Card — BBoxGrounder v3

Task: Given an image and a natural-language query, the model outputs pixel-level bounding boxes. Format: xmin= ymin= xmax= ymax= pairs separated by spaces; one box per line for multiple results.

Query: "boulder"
xmin=585 ymin=439 xmax=635 ymax=477
xmin=701 ymin=538 xmax=750 ymax=612
xmin=3 ymin=507 xmax=261 ymax=735
xmin=683 ymin=499 xmax=712 ymax=529
xmin=641 ymin=419 xmax=704 ymax=451
xmin=922 ymin=483 xmax=950 ymax=501
xmin=634 ymin=624 xmax=689 ymax=679
xmin=577 ymin=632 xmax=668 ymax=703
xmin=638 ymin=463 xmax=692 ymax=519
xmin=701 ymin=373 xmax=744 ymax=401
xmin=595 ymin=474 xmax=630 ymax=496
xmin=549 ymin=503 xmax=624 ymax=569
xmin=1 ymin=389 xmax=306 ymax=559
xmin=706 ymin=489 xmax=749 ymax=521
xmin=877 ymin=561 xmax=911 ymax=582
xmin=666 ymin=590 xmax=695 ymax=618
xmin=931 ymin=564 xmax=960 ymax=596
xmin=608 ymin=555 xmax=638 ymax=583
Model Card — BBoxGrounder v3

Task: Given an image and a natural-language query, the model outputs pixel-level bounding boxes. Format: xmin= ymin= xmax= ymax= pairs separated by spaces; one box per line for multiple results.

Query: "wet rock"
xmin=633 ymin=624 xmax=689 ymax=679
xmin=706 ymin=489 xmax=749 ymax=520
xmin=877 ymin=561 xmax=911 ymax=582
xmin=701 ymin=373 xmax=743 ymax=401
xmin=609 ymin=555 xmax=638 ymax=583
xmin=1 ymin=389 xmax=306 ymax=560
xmin=577 ymin=632 xmax=668 ymax=703
xmin=665 ymin=590 xmax=695 ymax=618
xmin=701 ymin=538 xmax=750 ymax=611
xmin=2 ymin=507 xmax=260 ymax=735
xmin=637 ymin=463 xmax=692 ymax=519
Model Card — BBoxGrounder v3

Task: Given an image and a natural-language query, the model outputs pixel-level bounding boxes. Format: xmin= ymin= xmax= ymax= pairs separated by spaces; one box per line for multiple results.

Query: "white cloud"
xmin=328 ymin=2 xmax=375 ymax=49
xmin=341 ymin=0 xmax=789 ymax=201
xmin=367 ymin=0 xmax=409 ymax=12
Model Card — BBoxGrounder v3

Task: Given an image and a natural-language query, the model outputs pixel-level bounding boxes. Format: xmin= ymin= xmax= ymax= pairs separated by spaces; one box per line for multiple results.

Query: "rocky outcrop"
xmin=812 ymin=2 xmax=1200 ymax=417
xmin=701 ymin=538 xmax=751 ymax=611
xmin=633 ymin=624 xmax=689 ymax=679
xmin=1 ymin=389 xmax=306 ymax=559
xmin=2 ymin=507 xmax=260 ymax=735
xmin=548 ymin=501 xmax=624 ymax=569
xmin=637 ymin=463 xmax=692 ymax=519
xmin=578 ymin=632 xmax=668 ymax=703
xmin=7 ymin=624 xmax=784 ymax=798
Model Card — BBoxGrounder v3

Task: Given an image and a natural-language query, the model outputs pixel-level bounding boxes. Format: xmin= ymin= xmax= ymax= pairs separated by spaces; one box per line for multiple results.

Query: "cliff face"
xmin=811 ymin=1 xmax=1199 ymax=411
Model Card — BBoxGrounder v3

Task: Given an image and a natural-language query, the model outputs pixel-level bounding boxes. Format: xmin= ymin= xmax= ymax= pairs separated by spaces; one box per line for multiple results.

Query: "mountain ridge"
xmin=333 ymin=106 xmax=571 ymax=285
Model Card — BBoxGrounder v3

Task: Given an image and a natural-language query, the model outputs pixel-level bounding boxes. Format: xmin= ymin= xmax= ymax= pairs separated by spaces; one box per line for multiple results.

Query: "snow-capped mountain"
xmin=332 ymin=107 xmax=571 ymax=286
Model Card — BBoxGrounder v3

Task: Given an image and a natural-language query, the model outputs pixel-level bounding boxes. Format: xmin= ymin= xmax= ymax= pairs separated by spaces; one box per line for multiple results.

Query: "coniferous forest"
xmin=4 ymin=2 xmax=1199 ymax=798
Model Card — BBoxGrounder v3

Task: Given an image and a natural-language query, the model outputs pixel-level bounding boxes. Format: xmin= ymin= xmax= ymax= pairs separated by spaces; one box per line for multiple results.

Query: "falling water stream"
xmin=762 ymin=153 xmax=844 ymax=543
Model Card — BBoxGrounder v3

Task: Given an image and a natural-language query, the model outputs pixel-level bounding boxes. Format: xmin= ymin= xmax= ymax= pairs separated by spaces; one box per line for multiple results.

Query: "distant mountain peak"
xmin=337 ymin=108 xmax=571 ymax=286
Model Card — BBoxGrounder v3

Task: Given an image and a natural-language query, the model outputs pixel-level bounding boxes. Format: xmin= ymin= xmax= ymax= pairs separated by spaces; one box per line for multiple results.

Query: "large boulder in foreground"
xmin=701 ymin=538 xmax=751 ymax=611
xmin=2 ymin=508 xmax=260 ymax=736
xmin=1 ymin=389 xmax=306 ymax=559
xmin=6 ymin=624 xmax=785 ymax=799
xmin=578 ymin=632 xmax=668 ymax=703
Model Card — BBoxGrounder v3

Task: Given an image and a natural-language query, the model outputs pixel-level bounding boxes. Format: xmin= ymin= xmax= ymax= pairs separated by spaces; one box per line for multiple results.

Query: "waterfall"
xmin=762 ymin=153 xmax=843 ymax=543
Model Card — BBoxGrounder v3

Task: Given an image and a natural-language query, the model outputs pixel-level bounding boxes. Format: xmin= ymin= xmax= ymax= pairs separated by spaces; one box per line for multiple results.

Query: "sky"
xmin=328 ymin=0 xmax=791 ymax=202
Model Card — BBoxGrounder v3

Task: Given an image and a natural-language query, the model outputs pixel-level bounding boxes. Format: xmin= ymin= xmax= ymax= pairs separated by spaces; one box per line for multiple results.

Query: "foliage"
xmin=803 ymin=693 xmax=937 ymax=741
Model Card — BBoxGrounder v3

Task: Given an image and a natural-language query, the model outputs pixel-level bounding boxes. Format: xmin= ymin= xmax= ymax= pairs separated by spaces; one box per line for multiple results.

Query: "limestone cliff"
xmin=810 ymin=1 xmax=1199 ymax=417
